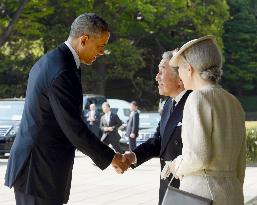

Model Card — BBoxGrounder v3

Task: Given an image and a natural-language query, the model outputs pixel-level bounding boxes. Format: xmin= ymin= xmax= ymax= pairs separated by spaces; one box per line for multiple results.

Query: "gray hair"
xmin=181 ymin=39 xmax=223 ymax=83
xmin=162 ymin=51 xmax=174 ymax=61
xmin=102 ymin=102 xmax=110 ymax=108
xmin=162 ymin=49 xmax=179 ymax=74
xmin=69 ymin=13 xmax=109 ymax=38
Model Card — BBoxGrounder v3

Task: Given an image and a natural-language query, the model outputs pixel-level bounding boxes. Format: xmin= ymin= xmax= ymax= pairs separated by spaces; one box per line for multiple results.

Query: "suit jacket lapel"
xmin=160 ymin=91 xmax=191 ymax=155
xmin=108 ymin=113 xmax=114 ymax=126
xmin=160 ymin=98 xmax=172 ymax=137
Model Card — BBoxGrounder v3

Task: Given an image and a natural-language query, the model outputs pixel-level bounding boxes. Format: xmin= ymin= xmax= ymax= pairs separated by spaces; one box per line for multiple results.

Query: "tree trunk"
xmin=0 ymin=0 xmax=28 ymax=47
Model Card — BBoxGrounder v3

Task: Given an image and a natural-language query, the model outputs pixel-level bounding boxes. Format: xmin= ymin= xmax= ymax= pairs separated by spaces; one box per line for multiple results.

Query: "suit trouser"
xmin=103 ymin=135 xmax=123 ymax=153
xmin=14 ymin=188 xmax=62 ymax=205
xmin=129 ymin=137 xmax=137 ymax=151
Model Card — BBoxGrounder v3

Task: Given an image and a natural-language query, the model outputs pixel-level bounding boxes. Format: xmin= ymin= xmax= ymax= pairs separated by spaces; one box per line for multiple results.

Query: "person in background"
xmin=86 ymin=103 xmax=101 ymax=138
xmin=100 ymin=102 xmax=123 ymax=153
xmin=82 ymin=100 xmax=91 ymax=122
xmin=161 ymin=35 xmax=246 ymax=205
xmin=126 ymin=101 xmax=139 ymax=151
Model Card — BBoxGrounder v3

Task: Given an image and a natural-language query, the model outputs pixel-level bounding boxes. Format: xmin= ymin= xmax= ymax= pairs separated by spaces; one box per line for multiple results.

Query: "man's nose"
xmin=155 ymin=73 xmax=160 ymax=81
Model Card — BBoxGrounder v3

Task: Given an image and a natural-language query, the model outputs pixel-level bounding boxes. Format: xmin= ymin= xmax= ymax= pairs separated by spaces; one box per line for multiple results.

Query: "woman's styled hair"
xmin=182 ymin=39 xmax=223 ymax=83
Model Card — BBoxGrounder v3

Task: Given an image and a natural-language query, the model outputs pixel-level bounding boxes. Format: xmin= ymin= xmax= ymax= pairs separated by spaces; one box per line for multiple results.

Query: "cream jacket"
xmin=174 ymin=85 xmax=246 ymax=205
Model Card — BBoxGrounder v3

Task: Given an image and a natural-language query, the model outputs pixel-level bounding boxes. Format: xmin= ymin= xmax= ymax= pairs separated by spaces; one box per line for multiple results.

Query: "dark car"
xmin=119 ymin=112 xmax=160 ymax=151
xmin=0 ymin=99 xmax=25 ymax=157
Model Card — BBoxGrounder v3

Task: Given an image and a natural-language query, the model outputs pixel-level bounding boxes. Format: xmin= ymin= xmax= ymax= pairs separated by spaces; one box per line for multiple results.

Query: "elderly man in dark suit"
xmin=5 ymin=13 xmax=128 ymax=205
xmin=122 ymin=50 xmax=191 ymax=205
xmin=100 ymin=102 xmax=123 ymax=153
xmin=126 ymin=101 xmax=139 ymax=151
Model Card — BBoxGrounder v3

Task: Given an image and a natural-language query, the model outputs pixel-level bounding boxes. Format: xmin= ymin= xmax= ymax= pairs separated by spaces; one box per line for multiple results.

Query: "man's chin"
xmin=81 ymin=60 xmax=93 ymax=65
xmin=158 ymin=89 xmax=164 ymax=96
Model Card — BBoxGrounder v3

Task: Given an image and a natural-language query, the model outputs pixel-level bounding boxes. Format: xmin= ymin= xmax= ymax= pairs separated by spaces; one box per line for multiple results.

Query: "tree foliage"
xmin=0 ymin=0 xmax=53 ymax=97
xmin=222 ymin=0 xmax=257 ymax=96
xmin=0 ymin=0 xmax=255 ymax=109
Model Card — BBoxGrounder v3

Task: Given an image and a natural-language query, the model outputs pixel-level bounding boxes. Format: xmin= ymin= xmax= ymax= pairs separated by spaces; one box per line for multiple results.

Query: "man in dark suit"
xmin=85 ymin=103 xmax=101 ymax=138
xmin=100 ymin=102 xmax=123 ymax=153
xmin=5 ymin=13 xmax=128 ymax=205
xmin=126 ymin=101 xmax=139 ymax=151
xmin=122 ymin=50 xmax=191 ymax=204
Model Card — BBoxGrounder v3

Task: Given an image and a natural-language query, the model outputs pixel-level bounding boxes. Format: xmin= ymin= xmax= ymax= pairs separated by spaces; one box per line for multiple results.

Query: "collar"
xmin=174 ymin=90 xmax=187 ymax=106
xmin=105 ymin=111 xmax=111 ymax=115
xmin=64 ymin=41 xmax=80 ymax=69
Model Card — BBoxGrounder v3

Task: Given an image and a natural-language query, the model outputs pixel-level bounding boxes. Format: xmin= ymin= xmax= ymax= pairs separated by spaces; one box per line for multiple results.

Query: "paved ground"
xmin=1 ymin=151 xmax=257 ymax=205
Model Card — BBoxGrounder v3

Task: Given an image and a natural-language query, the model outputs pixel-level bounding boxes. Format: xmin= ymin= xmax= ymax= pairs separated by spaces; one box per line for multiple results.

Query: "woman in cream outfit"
xmin=161 ymin=36 xmax=246 ymax=205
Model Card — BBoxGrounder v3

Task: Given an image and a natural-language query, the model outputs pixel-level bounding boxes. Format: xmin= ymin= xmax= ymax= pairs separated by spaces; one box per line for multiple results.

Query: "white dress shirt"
xmin=105 ymin=111 xmax=111 ymax=125
xmin=174 ymin=90 xmax=187 ymax=107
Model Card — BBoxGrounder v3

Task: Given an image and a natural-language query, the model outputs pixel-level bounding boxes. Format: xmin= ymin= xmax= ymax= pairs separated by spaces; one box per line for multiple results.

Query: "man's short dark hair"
xmin=69 ymin=13 xmax=109 ymax=38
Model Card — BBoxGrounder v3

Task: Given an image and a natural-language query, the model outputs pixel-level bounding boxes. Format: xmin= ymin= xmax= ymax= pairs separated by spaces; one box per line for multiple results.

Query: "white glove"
xmin=160 ymin=160 xmax=176 ymax=180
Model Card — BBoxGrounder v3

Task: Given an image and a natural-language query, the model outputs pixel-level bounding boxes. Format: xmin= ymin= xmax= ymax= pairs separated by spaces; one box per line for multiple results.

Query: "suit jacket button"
xmin=174 ymin=140 xmax=178 ymax=145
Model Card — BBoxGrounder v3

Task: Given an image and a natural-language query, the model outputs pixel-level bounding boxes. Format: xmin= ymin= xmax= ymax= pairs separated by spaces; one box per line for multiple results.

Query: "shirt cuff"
xmin=132 ymin=152 xmax=137 ymax=165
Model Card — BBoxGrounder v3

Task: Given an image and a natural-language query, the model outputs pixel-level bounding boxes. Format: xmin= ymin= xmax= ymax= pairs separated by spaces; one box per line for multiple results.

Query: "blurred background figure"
xmin=126 ymin=101 xmax=139 ymax=151
xmin=100 ymin=102 xmax=123 ymax=153
xmin=82 ymin=100 xmax=91 ymax=123
xmin=86 ymin=103 xmax=101 ymax=139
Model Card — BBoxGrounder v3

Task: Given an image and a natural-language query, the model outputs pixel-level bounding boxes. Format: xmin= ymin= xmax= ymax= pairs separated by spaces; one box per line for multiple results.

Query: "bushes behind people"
xmin=246 ymin=122 xmax=257 ymax=163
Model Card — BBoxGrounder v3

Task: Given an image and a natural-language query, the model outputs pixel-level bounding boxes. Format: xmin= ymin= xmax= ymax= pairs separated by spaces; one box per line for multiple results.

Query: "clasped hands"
xmin=111 ymin=153 xmax=183 ymax=180
xmin=111 ymin=152 xmax=136 ymax=174
xmin=104 ymin=126 xmax=114 ymax=132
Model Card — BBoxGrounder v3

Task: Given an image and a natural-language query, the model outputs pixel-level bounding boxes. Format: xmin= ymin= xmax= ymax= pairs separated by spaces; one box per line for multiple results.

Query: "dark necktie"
xmin=171 ymin=99 xmax=176 ymax=112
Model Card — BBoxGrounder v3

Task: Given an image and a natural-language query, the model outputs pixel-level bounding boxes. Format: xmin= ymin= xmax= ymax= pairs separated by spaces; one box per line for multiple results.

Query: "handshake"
xmin=111 ymin=152 xmax=136 ymax=174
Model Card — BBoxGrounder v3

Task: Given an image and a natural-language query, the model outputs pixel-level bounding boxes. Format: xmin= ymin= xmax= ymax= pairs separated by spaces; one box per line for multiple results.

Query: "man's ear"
xmin=177 ymin=76 xmax=184 ymax=88
xmin=80 ymin=35 xmax=89 ymax=46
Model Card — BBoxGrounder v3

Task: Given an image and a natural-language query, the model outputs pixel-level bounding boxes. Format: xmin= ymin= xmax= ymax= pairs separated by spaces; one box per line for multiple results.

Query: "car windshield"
xmin=139 ymin=112 xmax=160 ymax=129
xmin=0 ymin=101 xmax=25 ymax=121
xmin=83 ymin=96 xmax=106 ymax=112
xmin=123 ymin=109 xmax=131 ymax=117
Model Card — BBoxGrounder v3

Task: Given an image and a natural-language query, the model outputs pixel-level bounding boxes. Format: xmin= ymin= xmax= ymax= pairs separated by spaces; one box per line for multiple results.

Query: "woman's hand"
xmin=160 ymin=160 xmax=177 ymax=180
